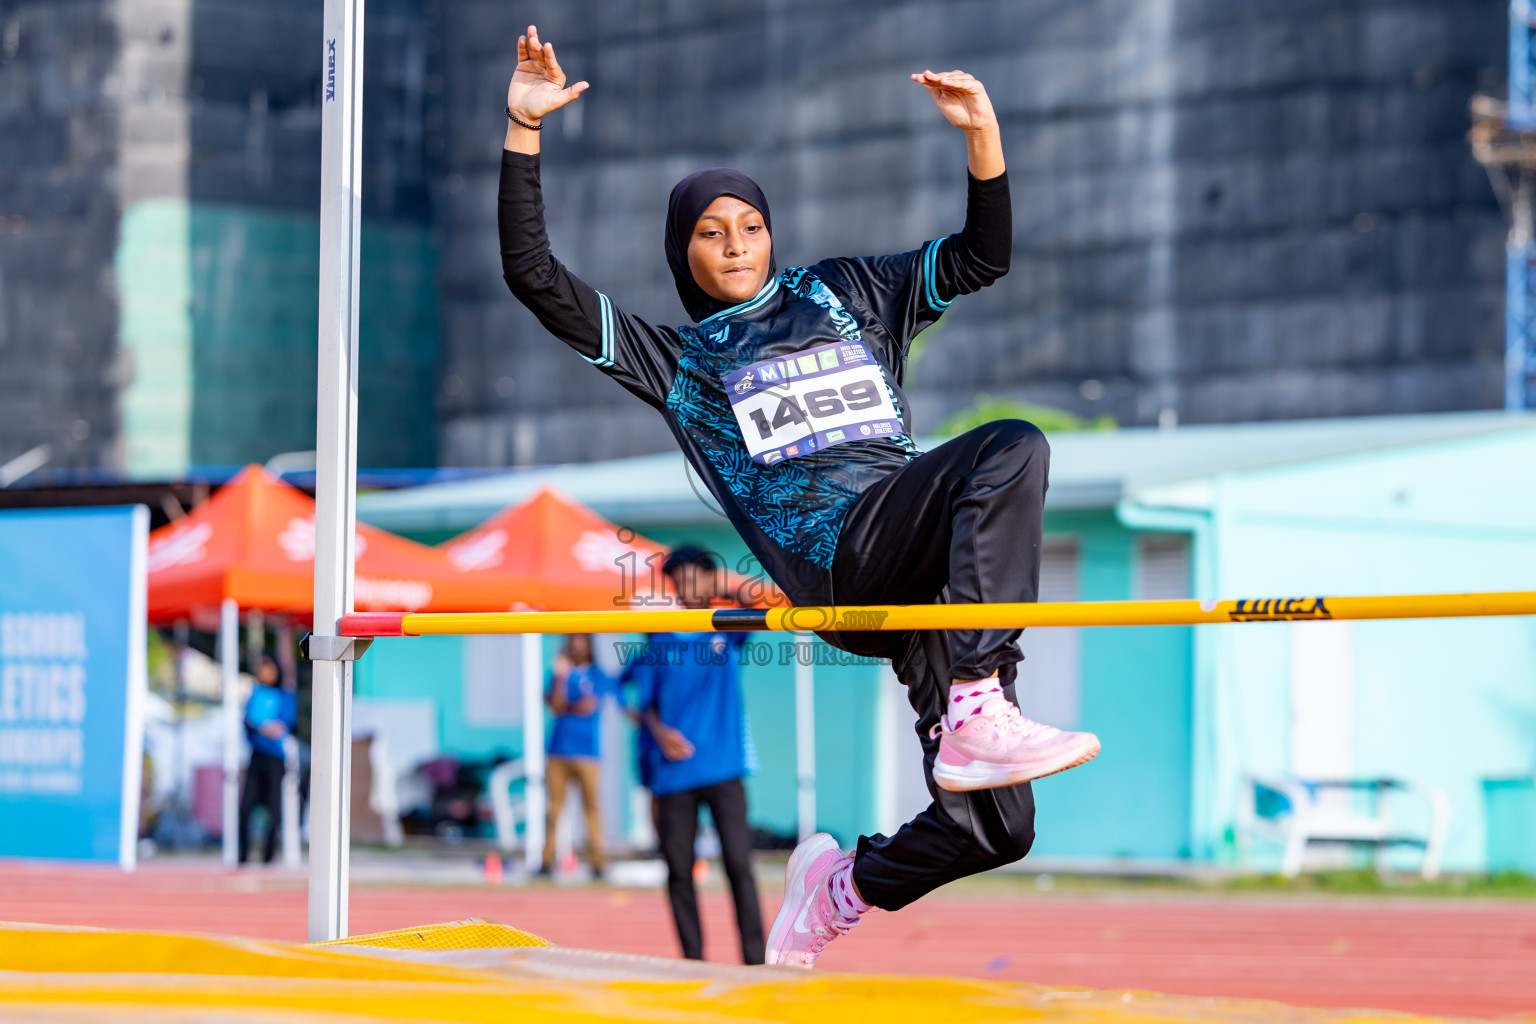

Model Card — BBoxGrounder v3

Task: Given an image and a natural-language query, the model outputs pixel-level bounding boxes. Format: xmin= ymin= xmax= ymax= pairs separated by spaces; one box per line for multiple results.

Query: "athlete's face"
xmin=686 ymin=195 xmax=771 ymax=306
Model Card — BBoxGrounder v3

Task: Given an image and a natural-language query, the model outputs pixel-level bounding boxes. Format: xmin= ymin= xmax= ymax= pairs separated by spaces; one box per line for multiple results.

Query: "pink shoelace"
xmin=801 ymin=912 xmax=860 ymax=964
xmin=933 ymin=698 xmax=1055 ymax=742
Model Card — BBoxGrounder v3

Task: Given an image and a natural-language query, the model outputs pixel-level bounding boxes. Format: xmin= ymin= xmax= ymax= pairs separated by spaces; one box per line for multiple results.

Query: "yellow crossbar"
xmin=337 ymin=590 xmax=1536 ymax=637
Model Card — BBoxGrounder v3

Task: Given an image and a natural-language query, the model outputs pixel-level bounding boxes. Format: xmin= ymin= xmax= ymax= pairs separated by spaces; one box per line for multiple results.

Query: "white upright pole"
xmin=220 ymin=598 xmax=240 ymax=868
xmin=119 ymin=505 xmax=149 ymax=873
xmin=795 ymin=634 xmax=816 ymax=842
xmin=309 ymin=0 xmax=366 ymax=942
xmin=872 ymin=669 xmax=899 ymax=836
xmin=521 ymin=634 xmax=545 ymax=874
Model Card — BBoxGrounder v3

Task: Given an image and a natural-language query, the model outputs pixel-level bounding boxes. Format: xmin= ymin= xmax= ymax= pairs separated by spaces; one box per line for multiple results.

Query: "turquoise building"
xmin=356 ymin=412 xmax=1536 ymax=871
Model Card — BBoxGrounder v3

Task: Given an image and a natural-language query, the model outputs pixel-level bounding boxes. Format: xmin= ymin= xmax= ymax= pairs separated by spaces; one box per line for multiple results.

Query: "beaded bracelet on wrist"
xmin=505 ymin=106 xmax=543 ymax=131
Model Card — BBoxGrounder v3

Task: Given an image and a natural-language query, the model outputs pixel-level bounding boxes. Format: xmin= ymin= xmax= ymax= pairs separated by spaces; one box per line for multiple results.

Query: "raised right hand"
xmin=507 ymin=24 xmax=588 ymax=125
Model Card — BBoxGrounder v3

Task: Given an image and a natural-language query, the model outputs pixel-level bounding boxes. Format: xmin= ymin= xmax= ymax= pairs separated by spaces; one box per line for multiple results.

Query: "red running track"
xmin=2 ymin=862 xmax=1534 ymax=1020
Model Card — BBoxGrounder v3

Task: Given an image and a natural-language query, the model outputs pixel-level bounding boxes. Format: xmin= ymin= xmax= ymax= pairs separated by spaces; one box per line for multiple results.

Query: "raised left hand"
xmin=911 ymin=69 xmax=997 ymax=133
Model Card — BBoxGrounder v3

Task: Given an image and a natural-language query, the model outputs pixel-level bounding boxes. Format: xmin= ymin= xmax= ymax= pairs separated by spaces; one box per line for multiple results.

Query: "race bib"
xmin=721 ymin=341 xmax=904 ymax=465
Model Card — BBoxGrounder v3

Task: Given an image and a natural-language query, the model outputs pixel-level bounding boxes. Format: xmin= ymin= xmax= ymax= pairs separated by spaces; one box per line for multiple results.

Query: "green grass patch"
xmin=943 ymin=868 xmax=1536 ymax=900
xmin=1222 ymin=868 xmax=1536 ymax=898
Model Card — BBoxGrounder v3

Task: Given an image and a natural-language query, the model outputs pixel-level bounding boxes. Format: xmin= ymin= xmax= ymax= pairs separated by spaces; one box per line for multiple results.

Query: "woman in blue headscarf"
xmin=497 ymin=25 xmax=1099 ymax=969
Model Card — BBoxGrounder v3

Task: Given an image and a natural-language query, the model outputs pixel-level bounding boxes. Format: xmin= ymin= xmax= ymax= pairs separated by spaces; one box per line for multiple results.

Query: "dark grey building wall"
xmin=0 ymin=0 xmax=121 ymax=470
xmin=0 ymin=0 xmax=1511 ymax=476
xmin=0 ymin=0 xmax=441 ymax=476
xmin=184 ymin=0 xmax=439 ymax=470
xmin=186 ymin=0 xmax=430 ymax=220
xmin=429 ymin=0 xmax=1508 ymax=467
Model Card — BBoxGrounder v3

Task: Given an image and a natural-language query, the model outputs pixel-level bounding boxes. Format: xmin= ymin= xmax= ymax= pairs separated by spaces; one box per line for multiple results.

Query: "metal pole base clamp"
xmin=300 ymin=633 xmax=375 ymax=662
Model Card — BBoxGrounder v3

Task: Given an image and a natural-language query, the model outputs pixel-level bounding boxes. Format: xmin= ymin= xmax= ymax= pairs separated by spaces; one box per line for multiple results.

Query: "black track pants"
xmin=826 ymin=420 xmax=1048 ymax=910
xmin=654 ymin=777 xmax=766 ymax=964
xmin=238 ymin=750 xmax=284 ymax=865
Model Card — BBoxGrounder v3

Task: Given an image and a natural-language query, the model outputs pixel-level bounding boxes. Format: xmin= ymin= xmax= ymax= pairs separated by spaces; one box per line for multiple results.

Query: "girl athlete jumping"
xmin=499 ymin=26 xmax=1100 ymax=967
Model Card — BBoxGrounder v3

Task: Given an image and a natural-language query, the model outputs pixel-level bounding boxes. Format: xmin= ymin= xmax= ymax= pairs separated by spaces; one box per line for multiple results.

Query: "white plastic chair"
xmin=488 ymin=758 xmax=528 ymax=854
xmin=1239 ymin=775 xmax=1450 ymax=879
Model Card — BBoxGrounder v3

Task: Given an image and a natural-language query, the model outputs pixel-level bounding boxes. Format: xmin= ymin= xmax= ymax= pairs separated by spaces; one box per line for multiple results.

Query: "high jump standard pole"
xmin=309 ymin=0 xmax=365 ymax=942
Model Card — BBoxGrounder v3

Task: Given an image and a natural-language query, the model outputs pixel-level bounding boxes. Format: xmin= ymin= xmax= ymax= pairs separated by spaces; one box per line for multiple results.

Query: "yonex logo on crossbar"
xmin=1227 ymin=597 xmax=1331 ymax=622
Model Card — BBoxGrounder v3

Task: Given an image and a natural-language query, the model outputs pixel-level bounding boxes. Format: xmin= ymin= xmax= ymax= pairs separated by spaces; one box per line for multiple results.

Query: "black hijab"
xmin=664 ymin=167 xmax=775 ymax=323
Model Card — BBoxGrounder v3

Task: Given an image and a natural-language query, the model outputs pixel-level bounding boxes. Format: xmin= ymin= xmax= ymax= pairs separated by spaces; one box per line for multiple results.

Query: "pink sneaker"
xmin=766 ymin=833 xmax=859 ymax=967
xmin=931 ymin=697 xmax=1100 ymax=792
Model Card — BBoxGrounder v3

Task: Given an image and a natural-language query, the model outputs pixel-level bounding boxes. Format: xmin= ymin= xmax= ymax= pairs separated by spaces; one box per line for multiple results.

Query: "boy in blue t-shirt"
xmin=542 ymin=633 xmax=614 ymax=878
xmin=627 ymin=547 xmax=764 ymax=965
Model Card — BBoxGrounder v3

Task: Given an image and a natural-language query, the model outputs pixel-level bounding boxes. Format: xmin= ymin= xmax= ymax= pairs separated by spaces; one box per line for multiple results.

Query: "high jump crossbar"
xmin=338 ymin=590 xmax=1536 ymax=638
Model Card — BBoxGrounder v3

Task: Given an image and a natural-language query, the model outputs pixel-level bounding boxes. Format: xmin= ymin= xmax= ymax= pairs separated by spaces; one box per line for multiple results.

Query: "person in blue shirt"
xmin=627 ymin=546 xmax=763 ymax=965
xmin=238 ymin=655 xmax=296 ymax=865
xmin=542 ymin=633 xmax=615 ymax=879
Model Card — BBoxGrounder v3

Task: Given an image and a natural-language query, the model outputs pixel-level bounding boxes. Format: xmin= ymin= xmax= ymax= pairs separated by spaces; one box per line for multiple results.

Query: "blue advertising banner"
xmin=0 ymin=506 xmax=148 ymax=868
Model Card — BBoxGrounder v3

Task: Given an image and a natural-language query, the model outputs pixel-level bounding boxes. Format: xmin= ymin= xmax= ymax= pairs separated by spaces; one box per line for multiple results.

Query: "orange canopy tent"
xmin=438 ymin=485 xmax=782 ymax=611
xmin=146 ymin=465 xmax=526 ymax=624
xmin=439 ymin=485 xmax=676 ymax=611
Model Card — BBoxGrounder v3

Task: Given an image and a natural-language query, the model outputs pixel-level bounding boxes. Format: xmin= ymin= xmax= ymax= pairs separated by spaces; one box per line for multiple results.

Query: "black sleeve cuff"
xmin=501 ymin=148 xmax=540 ymax=170
xmin=967 ymin=168 xmax=1009 ymax=192
xmin=499 ymin=149 xmax=541 ymax=196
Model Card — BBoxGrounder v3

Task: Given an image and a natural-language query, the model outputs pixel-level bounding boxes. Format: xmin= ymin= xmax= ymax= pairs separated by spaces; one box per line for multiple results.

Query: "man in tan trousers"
xmin=541 ymin=634 xmax=613 ymax=879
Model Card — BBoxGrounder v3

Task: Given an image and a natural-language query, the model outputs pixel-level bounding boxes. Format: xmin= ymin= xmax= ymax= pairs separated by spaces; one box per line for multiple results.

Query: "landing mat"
xmin=0 ymin=919 xmax=1490 ymax=1023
